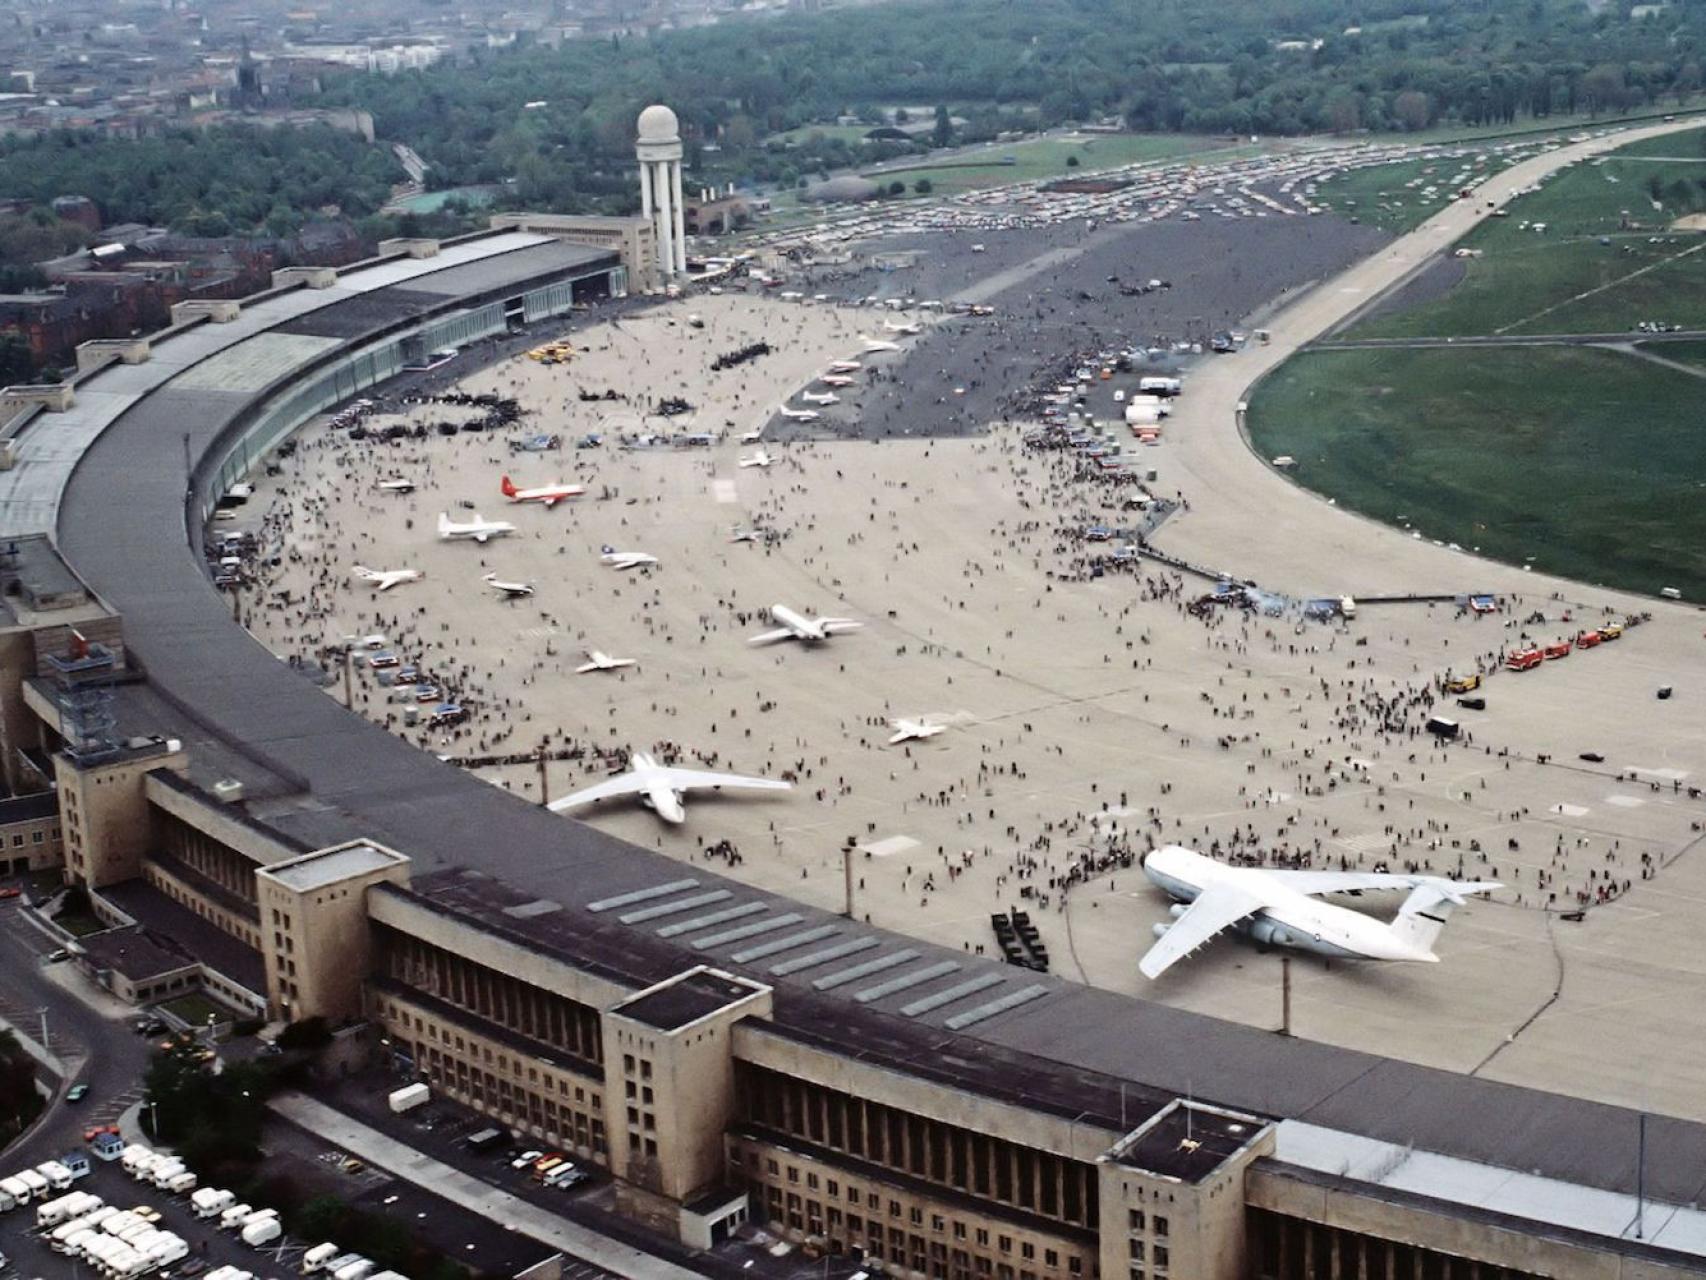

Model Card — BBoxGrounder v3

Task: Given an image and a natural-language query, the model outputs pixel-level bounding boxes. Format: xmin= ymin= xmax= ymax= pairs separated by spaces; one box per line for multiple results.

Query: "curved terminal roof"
xmin=36 ymin=228 xmax=1706 ymax=1225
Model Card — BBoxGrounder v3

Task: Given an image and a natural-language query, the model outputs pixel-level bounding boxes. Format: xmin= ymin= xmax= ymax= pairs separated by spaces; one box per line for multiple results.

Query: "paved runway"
xmin=229 ymin=118 xmax=1706 ymax=1123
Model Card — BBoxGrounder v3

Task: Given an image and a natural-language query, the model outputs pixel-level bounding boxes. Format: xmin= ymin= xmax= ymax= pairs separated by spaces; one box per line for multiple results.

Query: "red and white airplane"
xmin=501 ymin=475 xmax=585 ymax=508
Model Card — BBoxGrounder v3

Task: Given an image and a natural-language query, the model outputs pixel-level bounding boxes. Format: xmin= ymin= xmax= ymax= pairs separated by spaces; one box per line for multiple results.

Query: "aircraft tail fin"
xmin=501 ymin=475 xmax=517 ymax=497
xmin=436 ymin=513 xmax=451 ymax=536
xmin=1388 ymin=880 xmax=1498 ymax=955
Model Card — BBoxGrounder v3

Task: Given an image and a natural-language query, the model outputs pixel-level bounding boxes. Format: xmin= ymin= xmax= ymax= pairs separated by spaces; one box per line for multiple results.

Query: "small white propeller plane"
xmin=739 ymin=447 xmax=774 ymax=469
xmin=800 ymin=391 xmax=840 ymax=405
xmin=858 ymin=335 xmax=902 ymax=353
xmin=482 ymin=572 xmax=534 ymax=599
xmin=438 ymin=512 xmax=516 ymax=543
xmin=351 ymin=565 xmax=423 ymax=592
xmin=375 ymin=478 xmax=415 ymax=495
xmin=501 ymin=475 xmax=585 ymax=508
xmin=547 ymin=751 xmax=790 ymax=825
xmin=888 ymin=717 xmax=946 ymax=744
xmin=779 ymin=407 xmax=820 ymax=422
xmin=600 ymin=545 xmax=659 ymax=570
xmin=1139 ymin=845 xmax=1500 ymax=980
xmin=882 ymin=318 xmax=923 ymax=336
xmin=820 ymin=375 xmax=855 ymax=388
xmin=748 ymin=603 xmax=862 ymax=646
xmin=827 ymin=360 xmax=862 ymax=373
xmin=576 ymin=649 xmax=637 ymax=674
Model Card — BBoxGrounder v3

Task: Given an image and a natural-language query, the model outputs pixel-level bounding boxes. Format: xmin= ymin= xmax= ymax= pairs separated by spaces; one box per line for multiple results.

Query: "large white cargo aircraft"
xmin=482 ymin=572 xmax=534 ymax=599
xmin=1139 ymin=845 xmax=1498 ymax=979
xmin=858 ymin=335 xmax=903 ymax=354
xmin=779 ymin=407 xmax=820 ymax=422
xmin=748 ymin=604 xmax=862 ymax=646
xmin=438 ymin=512 xmax=516 ymax=543
xmin=739 ymin=447 xmax=775 ymax=469
xmin=576 ymin=649 xmax=637 ymax=674
xmin=888 ymin=718 xmax=945 ymax=744
xmin=800 ymin=391 xmax=840 ymax=406
xmin=548 ymin=751 xmax=790 ymax=825
xmin=882 ymin=318 xmax=923 ymax=336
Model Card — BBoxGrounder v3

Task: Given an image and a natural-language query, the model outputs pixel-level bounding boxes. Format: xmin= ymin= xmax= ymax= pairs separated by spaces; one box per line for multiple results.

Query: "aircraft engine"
xmin=1249 ymin=918 xmax=1291 ymax=948
xmin=1168 ymin=903 xmax=1189 ymax=919
xmin=1151 ymin=922 xmax=1170 ymax=940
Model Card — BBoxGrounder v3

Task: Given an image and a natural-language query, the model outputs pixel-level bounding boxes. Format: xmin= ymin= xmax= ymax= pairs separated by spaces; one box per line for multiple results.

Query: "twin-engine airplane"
xmin=748 ymin=604 xmax=862 ymax=646
xmin=482 ymin=573 xmax=534 ymax=599
xmin=501 ymin=475 xmax=585 ymax=507
xmin=1138 ymin=845 xmax=1499 ymax=979
xmin=577 ymin=649 xmax=637 ymax=674
xmin=438 ymin=512 xmax=516 ymax=543
xmin=548 ymin=751 xmax=790 ymax=825
xmin=351 ymin=566 xmax=422 ymax=592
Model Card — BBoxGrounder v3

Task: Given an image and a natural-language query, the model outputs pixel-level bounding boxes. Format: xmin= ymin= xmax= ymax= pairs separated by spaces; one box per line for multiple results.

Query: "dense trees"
xmin=309 ymin=0 xmax=1706 ymax=213
xmin=0 ymin=1029 xmax=42 ymax=1151
xmin=0 ymin=125 xmax=399 ymax=238
xmin=5 ymin=0 xmax=1705 ymax=236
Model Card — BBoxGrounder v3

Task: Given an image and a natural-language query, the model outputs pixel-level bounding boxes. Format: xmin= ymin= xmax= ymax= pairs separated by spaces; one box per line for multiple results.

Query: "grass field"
xmin=1246 ymin=346 xmax=1706 ymax=600
xmin=1312 ymin=154 xmax=1477 ymax=233
xmin=1645 ymin=338 xmax=1706 ymax=371
xmin=861 ymin=133 xmax=1239 ymax=196
xmin=1345 ymin=125 xmax=1706 ymax=337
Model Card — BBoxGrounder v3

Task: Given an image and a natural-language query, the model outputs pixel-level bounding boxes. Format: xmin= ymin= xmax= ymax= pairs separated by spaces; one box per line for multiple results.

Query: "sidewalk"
xmin=269 ymin=1092 xmax=706 ymax=1280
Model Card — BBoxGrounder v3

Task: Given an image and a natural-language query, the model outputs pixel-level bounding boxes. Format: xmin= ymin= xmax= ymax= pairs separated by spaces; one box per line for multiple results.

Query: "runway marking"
xmin=517 ymin=626 xmax=560 ymax=639
xmin=1550 ymin=803 xmax=1590 ymax=818
xmin=860 ymin=835 xmax=920 ymax=859
xmin=711 ymin=479 xmax=738 ymax=504
xmin=1604 ymin=795 xmax=1645 ymax=808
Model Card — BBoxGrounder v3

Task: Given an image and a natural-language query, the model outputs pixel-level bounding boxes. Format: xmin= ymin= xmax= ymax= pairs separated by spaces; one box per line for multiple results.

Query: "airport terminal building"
xmin=0 ymin=222 xmax=1702 ymax=1280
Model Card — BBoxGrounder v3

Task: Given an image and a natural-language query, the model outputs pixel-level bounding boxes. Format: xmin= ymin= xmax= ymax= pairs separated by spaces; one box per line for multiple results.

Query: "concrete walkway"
xmin=269 ymin=1092 xmax=706 ymax=1280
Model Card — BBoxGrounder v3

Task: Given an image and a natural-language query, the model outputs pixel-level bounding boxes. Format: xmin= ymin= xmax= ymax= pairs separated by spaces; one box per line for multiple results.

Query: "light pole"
xmin=37 ymin=1006 xmax=47 ymax=1052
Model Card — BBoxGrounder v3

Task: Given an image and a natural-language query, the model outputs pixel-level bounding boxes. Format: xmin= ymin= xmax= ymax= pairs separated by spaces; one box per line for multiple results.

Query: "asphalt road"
xmin=0 ymin=888 xmax=151 ymax=1173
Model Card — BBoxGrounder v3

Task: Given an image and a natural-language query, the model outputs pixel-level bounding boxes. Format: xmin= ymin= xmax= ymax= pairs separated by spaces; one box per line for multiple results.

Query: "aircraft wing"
xmin=1139 ymin=883 xmax=1270 ymax=979
xmin=656 ymin=766 xmax=791 ymax=794
xmin=546 ymin=773 xmax=649 ymax=813
xmin=748 ymin=628 xmax=796 ymax=645
xmin=1265 ymin=869 xmax=1456 ymax=897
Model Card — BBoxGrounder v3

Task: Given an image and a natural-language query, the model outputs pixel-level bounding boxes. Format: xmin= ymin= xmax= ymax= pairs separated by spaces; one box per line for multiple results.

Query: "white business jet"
xmin=800 ymin=391 xmax=840 ymax=406
xmin=739 ymin=447 xmax=774 ymax=469
xmin=858 ymin=335 xmax=903 ymax=354
xmin=482 ymin=572 xmax=534 ymax=599
xmin=779 ymin=407 xmax=820 ymax=422
xmin=501 ymin=475 xmax=585 ymax=508
xmin=888 ymin=718 xmax=946 ymax=744
xmin=576 ymin=649 xmax=637 ymax=674
xmin=351 ymin=565 xmax=423 ymax=592
xmin=882 ymin=318 xmax=923 ymax=336
xmin=375 ymin=478 xmax=415 ymax=495
xmin=600 ymin=545 xmax=659 ymax=570
xmin=748 ymin=603 xmax=862 ymax=646
xmin=1138 ymin=845 xmax=1499 ymax=979
xmin=437 ymin=512 xmax=516 ymax=543
xmin=547 ymin=751 xmax=790 ymax=825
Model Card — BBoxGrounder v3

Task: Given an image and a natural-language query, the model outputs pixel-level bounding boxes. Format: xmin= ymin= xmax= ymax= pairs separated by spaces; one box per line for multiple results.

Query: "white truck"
xmin=165 ymin=1170 xmax=198 ymax=1195
xmin=242 ymin=1217 xmax=283 ymax=1247
xmin=120 ymin=1145 xmax=154 ymax=1177
xmin=37 ymin=1189 xmax=101 ymax=1228
xmin=387 ymin=1082 xmax=430 ymax=1114
xmin=36 ymin=1159 xmax=75 ymax=1191
xmin=302 ymin=1242 xmax=341 ymax=1273
xmin=15 ymin=1167 xmax=50 ymax=1199
xmin=333 ymin=1257 xmax=376 ymax=1280
xmin=193 ymin=1187 xmax=236 ymax=1218
xmin=0 ymin=1177 xmax=21 ymax=1211
xmin=219 ymin=1202 xmax=254 ymax=1230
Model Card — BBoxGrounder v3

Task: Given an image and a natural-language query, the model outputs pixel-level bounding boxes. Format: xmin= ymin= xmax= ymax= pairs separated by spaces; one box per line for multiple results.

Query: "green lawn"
xmin=862 ymin=133 xmax=1243 ymax=196
xmin=53 ymin=910 xmax=107 ymax=938
xmin=1246 ymin=346 xmax=1706 ymax=601
xmin=1346 ymin=125 xmax=1706 ymax=337
xmin=1312 ymin=154 xmax=1478 ymax=234
xmin=1643 ymin=338 xmax=1706 ymax=371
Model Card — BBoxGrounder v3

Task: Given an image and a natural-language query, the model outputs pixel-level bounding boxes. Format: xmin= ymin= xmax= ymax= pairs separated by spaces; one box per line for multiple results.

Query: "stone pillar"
xmin=671 ymin=159 xmax=688 ymax=277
